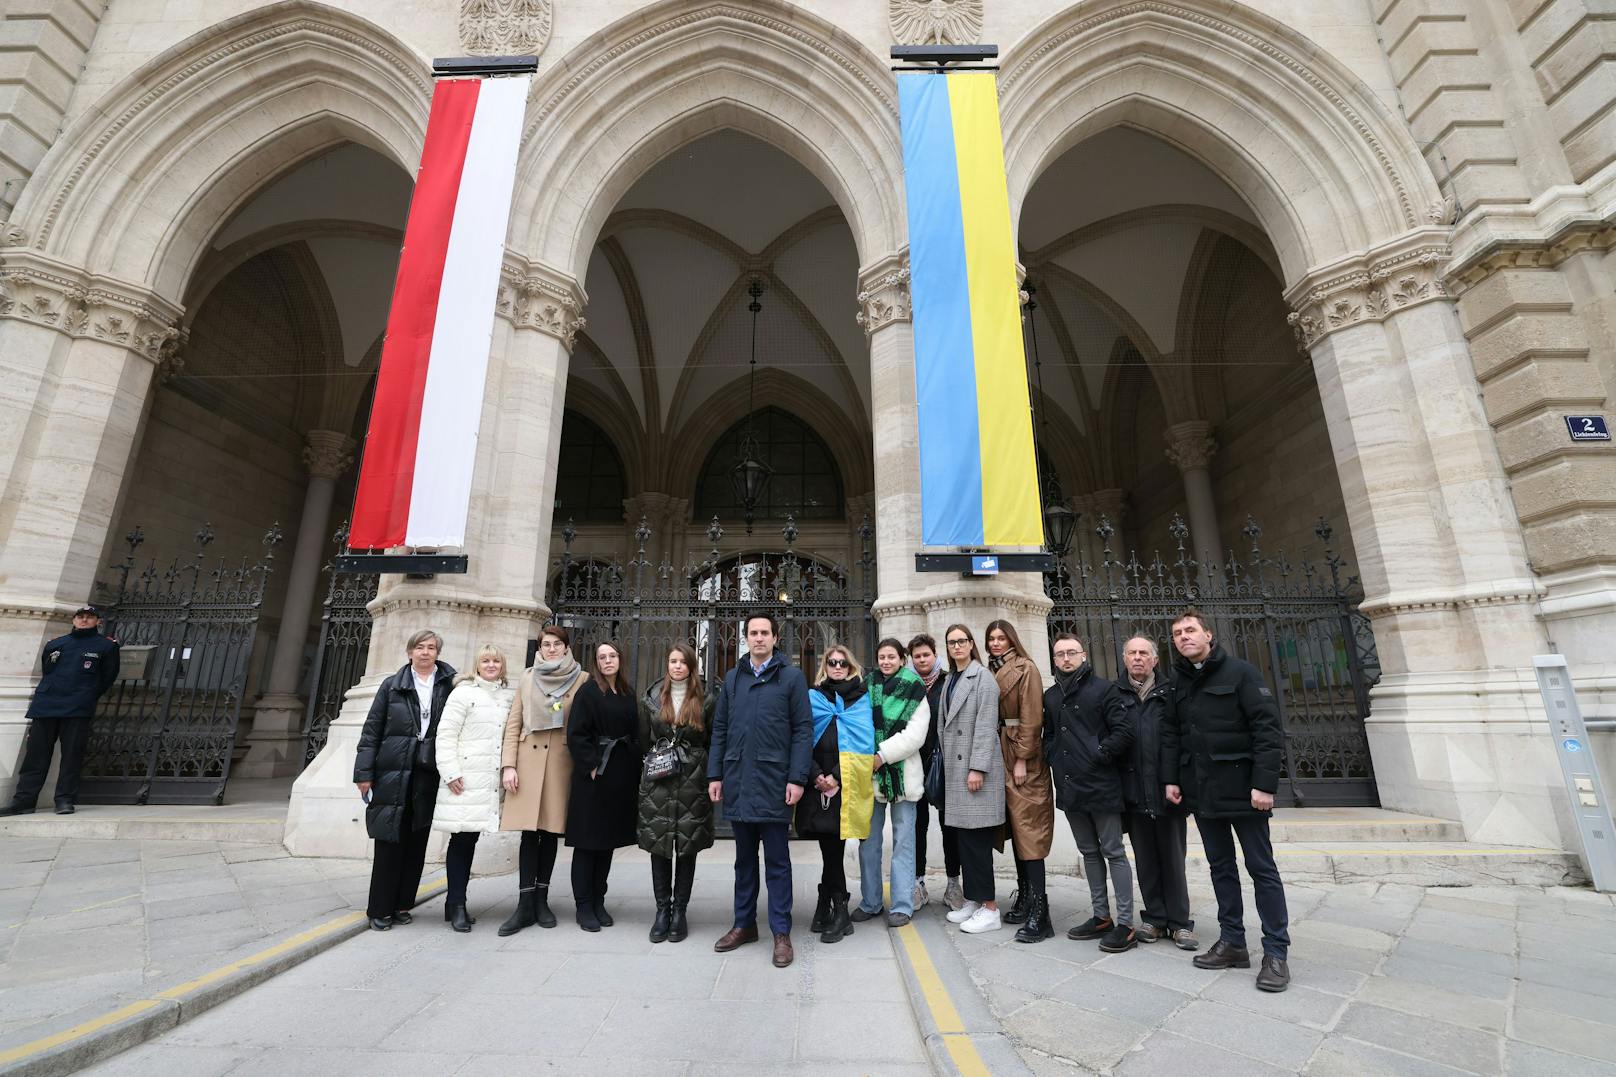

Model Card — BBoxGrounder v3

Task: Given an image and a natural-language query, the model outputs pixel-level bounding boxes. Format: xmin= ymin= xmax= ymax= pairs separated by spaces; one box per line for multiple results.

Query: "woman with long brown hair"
xmin=565 ymin=640 xmax=642 ymax=931
xmin=939 ymin=624 xmax=1005 ymax=933
xmin=985 ymin=619 xmax=1056 ymax=943
xmin=637 ymin=642 xmax=716 ymax=943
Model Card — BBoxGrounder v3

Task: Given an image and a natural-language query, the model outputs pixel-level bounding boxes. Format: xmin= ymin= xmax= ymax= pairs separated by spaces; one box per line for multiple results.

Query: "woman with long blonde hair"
xmin=431 ymin=644 xmax=514 ymax=932
xmin=636 ymin=642 xmax=716 ymax=942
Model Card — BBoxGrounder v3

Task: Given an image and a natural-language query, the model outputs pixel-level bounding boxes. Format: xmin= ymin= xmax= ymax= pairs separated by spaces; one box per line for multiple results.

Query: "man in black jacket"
xmin=1043 ymin=633 xmax=1135 ymax=951
xmin=3 ymin=605 xmax=121 ymax=816
xmin=1119 ymin=635 xmax=1195 ymax=950
xmin=1162 ymin=609 xmax=1291 ymax=992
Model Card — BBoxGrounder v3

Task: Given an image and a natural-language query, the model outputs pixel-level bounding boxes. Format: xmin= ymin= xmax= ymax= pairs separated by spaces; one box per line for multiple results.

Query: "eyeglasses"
xmin=1053 ymin=650 xmax=1084 ymax=659
xmin=826 ymin=657 xmax=849 ymax=668
xmin=946 ymin=638 xmax=971 ymax=648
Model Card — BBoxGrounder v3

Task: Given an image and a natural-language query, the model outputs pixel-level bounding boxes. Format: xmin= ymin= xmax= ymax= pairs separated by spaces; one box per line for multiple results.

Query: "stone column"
xmin=859 ymin=255 xmax=1052 ymax=676
xmin=237 ymin=430 xmax=355 ymax=779
xmin=1163 ymin=421 xmax=1222 ymax=570
xmin=285 ymin=257 xmax=584 ymax=858
xmin=1289 ymin=234 xmax=1556 ymax=847
xmin=0 ymin=253 xmax=182 ymax=801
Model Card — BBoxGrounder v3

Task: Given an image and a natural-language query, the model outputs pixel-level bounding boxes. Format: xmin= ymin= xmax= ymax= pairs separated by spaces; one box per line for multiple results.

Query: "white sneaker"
xmin=960 ymin=905 xmax=1002 ymax=934
xmin=912 ymin=880 xmax=930 ymax=909
xmin=946 ymin=900 xmax=981 ymax=924
xmin=943 ymin=876 xmax=965 ymax=911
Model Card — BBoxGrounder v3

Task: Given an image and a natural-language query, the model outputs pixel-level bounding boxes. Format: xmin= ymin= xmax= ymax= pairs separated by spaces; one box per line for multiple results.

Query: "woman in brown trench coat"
xmin=986 ymin=619 xmax=1056 ymax=943
xmin=496 ymin=625 xmax=582 ymax=935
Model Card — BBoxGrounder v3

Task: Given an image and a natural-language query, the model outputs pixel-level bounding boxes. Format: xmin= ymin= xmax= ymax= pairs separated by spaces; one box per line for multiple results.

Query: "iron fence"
xmin=301 ymin=521 xmax=378 ymax=767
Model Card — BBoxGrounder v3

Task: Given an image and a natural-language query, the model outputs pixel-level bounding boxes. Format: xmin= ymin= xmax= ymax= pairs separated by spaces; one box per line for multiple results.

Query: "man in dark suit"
xmin=3 ymin=605 xmax=121 ymax=816
xmin=708 ymin=612 xmax=813 ymax=968
xmin=1161 ymin=607 xmax=1292 ymax=992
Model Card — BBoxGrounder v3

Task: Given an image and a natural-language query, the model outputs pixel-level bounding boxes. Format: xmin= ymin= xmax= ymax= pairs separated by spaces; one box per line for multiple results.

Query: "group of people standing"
xmin=354 ymin=605 xmax=1292 ymax=993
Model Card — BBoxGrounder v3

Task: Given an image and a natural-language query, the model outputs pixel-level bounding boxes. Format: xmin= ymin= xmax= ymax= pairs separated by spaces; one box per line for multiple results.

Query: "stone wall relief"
xmin=459 ymin=0 xmax=553 ymax=56
xmin=890 ymin=0 xmax=984 ymax=46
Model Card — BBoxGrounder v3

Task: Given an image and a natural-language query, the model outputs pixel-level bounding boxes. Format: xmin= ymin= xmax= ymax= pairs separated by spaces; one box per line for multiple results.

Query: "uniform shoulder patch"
xmin=1258 ymin=686 xmax=1273 ymax=697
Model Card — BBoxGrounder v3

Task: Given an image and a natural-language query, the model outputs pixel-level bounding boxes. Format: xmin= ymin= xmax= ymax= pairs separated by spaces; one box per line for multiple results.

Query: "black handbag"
xmin=924 ymin=749 xmax=946 ymax=806
xmin=643 ymin=735 xmax=681 ymax=781
xmin=415 ymin=737 xmax=436 ymax=770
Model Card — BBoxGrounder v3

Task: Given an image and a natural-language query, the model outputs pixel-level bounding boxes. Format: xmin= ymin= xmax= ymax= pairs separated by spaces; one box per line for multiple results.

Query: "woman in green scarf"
xmin=853 ymin=638 xmax=932 ymax=927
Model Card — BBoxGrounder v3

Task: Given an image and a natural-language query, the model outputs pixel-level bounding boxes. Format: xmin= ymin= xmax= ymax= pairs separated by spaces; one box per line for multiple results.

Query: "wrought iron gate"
xmin=1046 ymin=514 xmax=1380 ymax=807
xmin=80 ymin=523 xmax=282 ymax=805
xmin=549 ymin=514 xmax=876 ymax=693
xmin=302 ymin=522 xmax=379 ymax=766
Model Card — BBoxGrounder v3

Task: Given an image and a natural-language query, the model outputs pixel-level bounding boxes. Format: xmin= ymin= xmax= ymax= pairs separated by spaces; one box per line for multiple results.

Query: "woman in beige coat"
xmin=496 ymin=625 xmax=584 ymax=936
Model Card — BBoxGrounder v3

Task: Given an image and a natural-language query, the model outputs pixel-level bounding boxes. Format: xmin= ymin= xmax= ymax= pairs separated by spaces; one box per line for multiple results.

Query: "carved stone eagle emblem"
xmin=890 ymin=0 xmax=984 ymax=45
xmin=459 ymin=0 xmax=552 ymax=56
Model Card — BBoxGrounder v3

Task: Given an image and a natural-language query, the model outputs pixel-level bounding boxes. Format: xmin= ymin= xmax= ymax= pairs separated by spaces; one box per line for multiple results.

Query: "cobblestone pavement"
xmin=943 ymin=872 xmax=1616 ymax=1075
xmin=0 ymin=833 xmax=373 ymax=1047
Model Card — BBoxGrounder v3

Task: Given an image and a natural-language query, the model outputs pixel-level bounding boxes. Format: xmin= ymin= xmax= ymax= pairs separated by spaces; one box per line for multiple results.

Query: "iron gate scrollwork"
xmin=81 ymin=522 xmax=283 ymax=805
xmin=302 ymin=521 xmax=379 ymax=766
xmin=1046 ymin=513 xmax=1380 ymax=807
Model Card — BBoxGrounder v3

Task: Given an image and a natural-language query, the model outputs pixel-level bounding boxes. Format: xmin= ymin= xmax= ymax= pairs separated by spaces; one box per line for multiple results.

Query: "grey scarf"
xmin=520 ymin=654 xmax=583 ymax=735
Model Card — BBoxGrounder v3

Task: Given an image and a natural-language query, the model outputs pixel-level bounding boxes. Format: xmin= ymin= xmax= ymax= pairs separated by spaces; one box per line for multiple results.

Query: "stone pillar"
xmin=1289 ymin=234 xmax=1558 ymax=847
xmin=0 ymin=252 xmax=181 ymax=801
xmin=284 ymin=257 xmax=584 ymax=858
xmin=237 ymin=430 xmax=355 ymax=779
xmin=859 ymin=255 xmax=1052 ymax=675
xmin=1163 ymin=421 xmax=1222 ymax=569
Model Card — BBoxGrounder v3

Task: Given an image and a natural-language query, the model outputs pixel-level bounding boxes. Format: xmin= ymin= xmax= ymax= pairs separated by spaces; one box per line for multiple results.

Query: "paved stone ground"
xmin=0 ymin=833 xmax=373 ymax=1045
xmin=944 ymin=872 xmax=1616 ymax=1075
xmin=76 ymin=855 xmax=928 ymax=1076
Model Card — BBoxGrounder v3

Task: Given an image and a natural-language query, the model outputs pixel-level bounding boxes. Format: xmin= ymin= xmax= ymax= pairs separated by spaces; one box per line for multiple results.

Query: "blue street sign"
xmin=970 ymin=555 xmax=1000 ymax=576
xmin=1566 ymin=415 xmax=1610 ymax=441
xmin=1564 ymin=738 xmax=1583 ymax=753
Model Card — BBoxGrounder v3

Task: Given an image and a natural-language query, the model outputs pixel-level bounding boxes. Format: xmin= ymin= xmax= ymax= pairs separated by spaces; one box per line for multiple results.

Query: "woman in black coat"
xmin=354 ymin=629 xmax=455 ymax=931
xmin=794 ymin=644 xmax=867 ymax=945
xmin=565 ymin=640 xmax=641 ymax=932
xmin=637 ymin=643 xmax=715 ymax=943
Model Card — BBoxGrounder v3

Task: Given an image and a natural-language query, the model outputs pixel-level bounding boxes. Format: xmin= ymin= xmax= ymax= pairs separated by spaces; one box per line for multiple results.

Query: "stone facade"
xmin=0 ymin=0 xmax=1609 ymax=861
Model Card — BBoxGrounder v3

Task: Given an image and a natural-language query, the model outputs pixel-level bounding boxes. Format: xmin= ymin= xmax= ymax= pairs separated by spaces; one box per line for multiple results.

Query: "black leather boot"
xmin=449 ymin=903 xmax=473 ymax=933
xmin=669 ymin=856 xmax=695 ymax=943
xmin=809 ymin=884 xmax=833 ymax=934
xmin=1003 ymin=862 xmax=1030 ymax=925
xmin=443 ymin=903 xmax=475 ymax=926
xmin=576 ymin=900 xmax=601 ymax=932
xmin=1015 ymin=893 xmax=1054 ymax=944
xmin=497 ymin=887 xmax=538 ymax=937
xmin=819 ymin=893 xmax=854 ymax=943
xmin=650 ymin=857 xmax=673 ymax=943
xmin=534 ymin=885 xmax=557 ymax=928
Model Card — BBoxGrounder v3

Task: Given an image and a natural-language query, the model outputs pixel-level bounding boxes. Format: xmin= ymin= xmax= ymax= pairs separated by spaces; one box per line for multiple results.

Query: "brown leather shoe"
xmin=714 ymin=925 xmax=759 ymax=952
xmin=772 ymin=932 xmax=794 ymax=967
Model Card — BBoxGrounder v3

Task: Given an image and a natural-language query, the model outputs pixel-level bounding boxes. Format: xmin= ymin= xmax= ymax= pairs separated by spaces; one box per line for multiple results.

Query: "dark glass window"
xmin=695 ymin=406 xmax=844 ymax=521
xmin=554 ymin=410 xmax=626 ymax=523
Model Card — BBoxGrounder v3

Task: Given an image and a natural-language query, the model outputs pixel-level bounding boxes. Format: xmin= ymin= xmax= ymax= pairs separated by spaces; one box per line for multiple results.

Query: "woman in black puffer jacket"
xmin=354 ymin=629 xmax=456 ymax=931
xmin=636 ymin=643 xmax=716 ymax=944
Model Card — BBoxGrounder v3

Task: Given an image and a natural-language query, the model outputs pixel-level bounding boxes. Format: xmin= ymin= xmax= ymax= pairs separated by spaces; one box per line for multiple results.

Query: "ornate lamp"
xmin=730 ymin=278 xmax=773 ymax=534
xmin=1043 ymin=492 xmax=1076 ymax=558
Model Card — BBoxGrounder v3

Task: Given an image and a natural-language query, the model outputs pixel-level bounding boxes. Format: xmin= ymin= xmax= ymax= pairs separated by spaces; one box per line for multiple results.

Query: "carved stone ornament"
xmin=890 ymin=0 xmax=984 ymax=45
xmin=854 ymin=258 xmax=911 ymax=336
xmin=497 ymin=260 xmax=586 ymax=346
xmin=0 ymin=254 xmax=183 ymax=363
xmin=1163 ymin=421 xmax=1217 ymax=473
xmin=459 ymin=0 xmax=552 ymax=56
xmin=1445 ymin=219 xmax=1616 ymax=297
xmin=1286 ymin=242 xmax=1450 ymax=349
xmin=303 ymin=430 xmax=356 ymax=480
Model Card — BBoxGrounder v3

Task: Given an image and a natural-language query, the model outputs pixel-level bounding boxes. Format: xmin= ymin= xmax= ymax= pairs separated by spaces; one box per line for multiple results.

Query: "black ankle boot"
xmin=444 ymin=903 xmax=476 ymax=926
xmin=810 ymin=885 xmax=833 ymax=934
xmin=1002 ymin=888 xmax=1029 ymax=925
xmin=498 ymin=888 xmax=538 ymax=937
xmin=668 ymin=902 xmax=689 ymax=943
xmin=820 ymin=894 xmax=854 ymax=944
xmin=449 ymin=903 xmax=473 ymax=933
xmin=1014 ymin=893 xmax=1053 ymax=944
xmin=576 ymin=900 xmax=601 ymax=932
xmin=534 ymin=885 xmax=557 ymax=928
xmin=650 ymin=900 xmax=672 ymax=943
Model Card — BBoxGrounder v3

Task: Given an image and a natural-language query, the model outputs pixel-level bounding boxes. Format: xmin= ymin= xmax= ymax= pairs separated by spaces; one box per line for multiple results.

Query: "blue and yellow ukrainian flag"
xmin=899 ymin=70 xmax=1042 ymax=547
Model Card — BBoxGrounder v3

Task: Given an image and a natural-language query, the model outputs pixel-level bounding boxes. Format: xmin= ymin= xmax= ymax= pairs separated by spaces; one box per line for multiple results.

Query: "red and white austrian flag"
xmin=350 ymin=74 xmax=530 ymax=550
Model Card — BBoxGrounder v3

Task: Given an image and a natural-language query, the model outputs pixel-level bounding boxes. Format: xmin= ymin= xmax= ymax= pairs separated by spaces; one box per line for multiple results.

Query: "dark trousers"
xmin=914 ymin=795 xmax=961 ymax=877
xmin=817 ymin=835 xmax=847 ymax=897
xmin=730 ymin=819 xmax=792 ymax=935
xmin=12 ymin=716 xmax=93 ymax=806
xmin=570 ymin=847 xmax=614 ymax=905
xmin=1196 ymin=813 xmax=1289 ymax=960
xmin=1126 ymin=811 xmax=1192 ymax=932
xmin=367 ymin=797 xmax=432 ymax=919
xmin=956 ymin=826 xmax=997 ymax=903
xmin=444 ymin=831 xmax=480 ymax=906
xmin=1014 ymin=855 xmax=1046 ymax=898
xmin=517 ymin=829 xmax=560 ymax=891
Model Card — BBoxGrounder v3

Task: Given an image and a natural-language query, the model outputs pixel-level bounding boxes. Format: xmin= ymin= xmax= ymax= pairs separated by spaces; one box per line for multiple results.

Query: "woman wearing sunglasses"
xmin=794 ymin=644 xmax=875 ymax=943
xmin=938 ymin=624 xmax=1006 ymax=933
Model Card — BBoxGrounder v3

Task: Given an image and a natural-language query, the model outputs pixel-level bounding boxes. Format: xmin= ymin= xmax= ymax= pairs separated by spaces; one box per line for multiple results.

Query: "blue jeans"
xmin=858 ymin=798 xmax=917 ymax=916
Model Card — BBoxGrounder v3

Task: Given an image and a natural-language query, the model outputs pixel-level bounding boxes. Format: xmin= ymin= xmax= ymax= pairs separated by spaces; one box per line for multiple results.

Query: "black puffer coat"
xmin=354 ymin=661 xmax=456 ymax=844
xmin=565 ymin=679 xmax=642 ymax=850
xmin=1120 ymin=674 xmax=1177 ymax=818
xmin=1160 ymin=644 xmax=1283 ymax=818
xmin=1042 ymin=664 xmax=1133 ymax=815
xmin=637 ymin=680 xmax=717 ymax=858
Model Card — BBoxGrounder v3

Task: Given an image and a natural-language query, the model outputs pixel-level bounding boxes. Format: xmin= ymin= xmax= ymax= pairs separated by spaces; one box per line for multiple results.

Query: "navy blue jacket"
xmin=27 ymin=627 xmax=121 ymax=719
xmin=707 ymin=652 xmax=813 ymax=824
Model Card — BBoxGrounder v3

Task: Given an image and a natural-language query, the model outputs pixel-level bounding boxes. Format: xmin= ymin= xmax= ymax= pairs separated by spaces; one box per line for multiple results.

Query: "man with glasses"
xmin=709 ymin=613 xmax=813 ymax=968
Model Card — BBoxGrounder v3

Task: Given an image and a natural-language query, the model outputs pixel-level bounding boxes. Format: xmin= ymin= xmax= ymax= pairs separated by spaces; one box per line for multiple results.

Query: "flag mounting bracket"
xmin=916 ymin=553 xmax=1054 ymax=575
xmin=334 ymin=553 xmax=469 ymax=576
xmin=890 ymin=44 xmax=998 ymax=72
xmin=432 ymin=55 xmax=539 ymax=78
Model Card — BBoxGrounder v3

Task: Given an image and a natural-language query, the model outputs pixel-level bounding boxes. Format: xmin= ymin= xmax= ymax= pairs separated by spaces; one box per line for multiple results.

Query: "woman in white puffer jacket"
xmin=432 ymin=644 xmax=514 ymax=932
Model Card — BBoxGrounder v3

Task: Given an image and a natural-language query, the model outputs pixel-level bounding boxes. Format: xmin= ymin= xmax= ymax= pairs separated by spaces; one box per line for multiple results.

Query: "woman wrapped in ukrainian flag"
xmin=794 ymin=643 xmax=876 ymax=944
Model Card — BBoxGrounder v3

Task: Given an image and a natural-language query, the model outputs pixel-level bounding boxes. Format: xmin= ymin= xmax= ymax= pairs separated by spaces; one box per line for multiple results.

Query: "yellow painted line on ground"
xmin=0 ymin=875 xmax=446 ymax=1068
xmin=895 ymin=923 xmax=991 ymax=1077
xmin=68 ymin=892 xmax=141 ymax=915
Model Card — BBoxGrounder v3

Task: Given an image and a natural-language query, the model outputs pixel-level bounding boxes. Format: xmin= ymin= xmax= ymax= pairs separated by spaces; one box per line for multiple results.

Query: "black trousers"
xmin=444 ymin=831 xmax=480 ymax=906
xmin=517 ymin=829 xmax=561 ymax=890
xmin=817 ymin=835 xmax=847 ymax=896
xmin=367 ymin=795 xmax=432 ymax=919
xmin=914 ymin=795 xmax=961 ymax=877
xmin=570 ymin=847 xmax=615 ymax=905
xmin=1126 ymin=811 xmax=1192 ymax=932
xmin=1196 ymin=813 xmax=1289 ymax=959
xmin=956 ymin=826 xmax=997 ymax=903
xmin=12 ymin=716 xmax=93 ymax=806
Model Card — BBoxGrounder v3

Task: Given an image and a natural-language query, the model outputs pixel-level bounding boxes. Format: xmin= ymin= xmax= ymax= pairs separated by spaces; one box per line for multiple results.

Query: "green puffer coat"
xmin=636 ymin=680 xmax=717 ymax=858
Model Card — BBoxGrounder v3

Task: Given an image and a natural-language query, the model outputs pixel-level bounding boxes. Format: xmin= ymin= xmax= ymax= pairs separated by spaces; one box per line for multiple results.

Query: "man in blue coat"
xmin=3 ymin=605 xmax=122 ymax=816
xmin=708 ymin=612 xmax=812 ymax=968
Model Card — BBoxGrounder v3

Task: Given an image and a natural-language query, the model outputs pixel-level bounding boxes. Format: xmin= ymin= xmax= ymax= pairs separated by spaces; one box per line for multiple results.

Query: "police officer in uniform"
xmin=2 ymin=605 xmax=121 ymax=816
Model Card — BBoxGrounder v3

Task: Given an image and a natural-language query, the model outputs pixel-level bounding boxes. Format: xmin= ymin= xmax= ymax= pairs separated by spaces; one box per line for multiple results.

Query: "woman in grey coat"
xmin=938 ymin=623 xmax=1006 ymax=934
